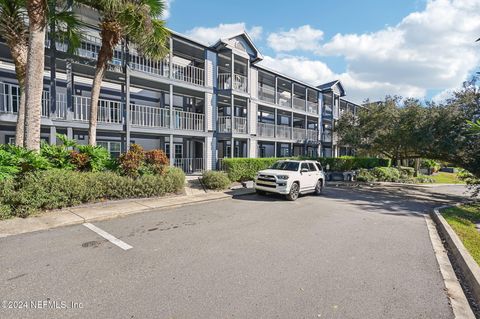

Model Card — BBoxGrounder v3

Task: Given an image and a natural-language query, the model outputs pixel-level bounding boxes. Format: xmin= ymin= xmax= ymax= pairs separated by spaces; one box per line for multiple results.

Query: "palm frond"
xmin=50 ymin=9 xmax=85 ymax=54
xmin=0 ymin=0 xmax=28 ymax=45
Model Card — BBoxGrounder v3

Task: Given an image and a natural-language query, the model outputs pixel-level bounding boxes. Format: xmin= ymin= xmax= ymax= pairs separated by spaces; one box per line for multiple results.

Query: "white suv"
xmin=254 ymin=160 xmax=325 ymax=201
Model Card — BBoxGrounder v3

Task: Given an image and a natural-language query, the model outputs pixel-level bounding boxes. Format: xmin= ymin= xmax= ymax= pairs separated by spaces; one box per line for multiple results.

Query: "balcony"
xmin=293 ymin=97 xmax=305 ymax=111
xmin=217 ymin=116 xmax=247 ymax=134
xmin=257 ymin=122 xmax=275 ymax=138
xmin=73 ymin=96 xmax=123 ymax=124
xmin=130 ymin=56 xmax=169 ymax=78
xmin=277 ymin=93 xmax=291 ymax=108
xmin=172 ymin=110 xmax=204 ymax=131
xmin=130 ymin=104 xmax=169 ymax=128
xmin=293 ymin=127 xmax=306 ymax=140
xmin=307 ymin=129 xmax=319 ymax=141
xmin=0 ymin=87 xmax=60 ymax=118
xmin=322 ymin=133 xmax=332 ymax=143
xmin=276 ymin=125 xmax=291 ymax=139
xmin=307 ymin=101 xmax=319 ymax=114
xmin=217 ymin=73 xmax=247 ymax=92
xmin=171 ymin=62 xmax=204 ymax=86
xmin=258 ymin=85 xmax=275 ymax=104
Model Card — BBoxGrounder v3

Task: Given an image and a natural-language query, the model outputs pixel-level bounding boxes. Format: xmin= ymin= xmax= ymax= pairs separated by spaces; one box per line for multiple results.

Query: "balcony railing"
xmin=307 ymin=101 xmax=318 ymax=114
xmin=276 ymin=125 xmax=291 ymax=139
xmin=174 ymin=158 xmax=204 ymax=174
xmin=293 ymin=97 xmax=306 ymax=111
xmin=73 ymin=96 xmax=123 ymax=124
xmin=218 ymin=73 xmax=248 ymax=92
xmin=218 ymin=73 xmax=231 ymax=90
xmin=277 ymin=92 xmax=291 ymax=108
xmin=130 ymin=56 xmax=169 ymax=78
xmin=293 ymin=127 xmax=306 ymax=140
xmin=258 ymin=85 xmax=275 ymax=103
xmin=233 ymin=116 xmax=247 ymax=134
xmin=0 ymin=85 xmax=60 ymax=118
xmin=173 ymin=110 xmax=204 ymax=131
xmin=257 ymin=122 xmax=275 ymax=138
xmin=217 ymin=116 xmax=247 ymax=134
xmin=322 ymin=133 xmax=332 ymax=143
xmin=233 ymin=74 xmax=247 ymax=92
xmin=172 ymin=62 xmax=204 ymax=86
xmin=130 ymin=104 xmax=169 ymax=128
xmin=307 ymin=129 xmax=319 ymax=141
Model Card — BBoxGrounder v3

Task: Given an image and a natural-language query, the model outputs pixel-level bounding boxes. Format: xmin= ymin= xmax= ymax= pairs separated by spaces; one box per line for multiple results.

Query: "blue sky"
xmin=164 ymin=0 xmax=480 ymax=103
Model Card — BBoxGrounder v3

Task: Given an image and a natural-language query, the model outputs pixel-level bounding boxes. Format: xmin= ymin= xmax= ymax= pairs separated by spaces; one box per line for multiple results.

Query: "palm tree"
xmin=23 ymin=0 xmax=48 ymax=151
xmin=0 ymin=0 xmax=82 ymax=148
xmin=468 ymin=119 xmax=480 ymax=134
xmin=0 ymin=0 xmax=28 ymax=147
xmin=80 ymin=0 xmax=169 ymax=145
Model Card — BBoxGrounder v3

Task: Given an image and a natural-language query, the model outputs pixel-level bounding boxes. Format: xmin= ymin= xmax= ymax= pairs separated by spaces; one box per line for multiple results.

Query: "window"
xmin=308 ymin=163 xmax=317 ymax=171
xmin=165 ymin=143 xmax=183 ymax=159
xmin=98 ymin=141 xmax=122 ymax=158
xmin=301 ymin=163 xmax=309 ymax=171
xmin=315 ymin=162 xmax=323 ymax=171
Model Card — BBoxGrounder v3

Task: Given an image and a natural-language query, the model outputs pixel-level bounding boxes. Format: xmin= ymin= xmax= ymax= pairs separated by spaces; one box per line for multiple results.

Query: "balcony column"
xmin=305 ymin=114 xmax=308 ymax=141
xmin=169 ymin=84 xmax=174 ymax=129
xmin=305 ymin=88 xmax=308 ymax=112
xmin=291 ymin=112 xmax=293 ymax=140
xmin=291 ymin=83 xmax=294 ymax=108
xmin=230 ymin=94 xmax=234 ymax=134
xmin=169 ymin=134 xmax=174 ymax=167
xmin=230 ymin=138 xmax=234 ymax=158
xmin=124 ymin=39 xmax=131 ymax=150
xmin=247 ymin=59 xmax=250 ymax=94
xmin=274 ymin=108 xmax=278 ymax=138
xmin=49 ymin=126 xmax=56 ymax=145
xmin=274 ymin=77 xmax=278 ymax=104
xmin=274 ymin=141 xmax=277 ymax=157
xmin=169 ymin=37 xmax=173 ymax=79
xmin=230 ymin=51 xmax=235 ymax=89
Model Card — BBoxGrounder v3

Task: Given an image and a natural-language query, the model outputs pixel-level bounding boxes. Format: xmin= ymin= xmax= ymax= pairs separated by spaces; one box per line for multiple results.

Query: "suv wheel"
xmin=314 ymin=179 xmax=323 ymax=195
xmin=286 ymin=182 xmax=299 ymax=201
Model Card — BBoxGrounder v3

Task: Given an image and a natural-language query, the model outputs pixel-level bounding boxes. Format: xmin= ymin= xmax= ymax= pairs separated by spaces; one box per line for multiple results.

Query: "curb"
xmin=0 ymin=189 xmax=256 ymax=239
xmin=431 ymin=205 xmax=480 ymax=315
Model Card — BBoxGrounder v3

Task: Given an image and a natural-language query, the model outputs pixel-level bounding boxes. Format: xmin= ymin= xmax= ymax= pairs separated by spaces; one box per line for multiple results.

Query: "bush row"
xmin=0 ymin=167 xmax=185 ymax=219
xmin=222 ymin=156 xmax=391 ymax=182
xmin=356 ymin=167 xmax=433 ymax=183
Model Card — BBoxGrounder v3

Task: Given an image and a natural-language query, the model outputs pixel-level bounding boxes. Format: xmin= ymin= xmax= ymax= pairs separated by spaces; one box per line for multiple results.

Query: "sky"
xmin=163 ymin=0 xmax=480 ymax=103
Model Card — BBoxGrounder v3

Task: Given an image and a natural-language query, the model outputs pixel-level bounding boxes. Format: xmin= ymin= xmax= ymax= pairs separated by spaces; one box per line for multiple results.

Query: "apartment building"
xmin=0 ymin=13 xmax=360 ymax=174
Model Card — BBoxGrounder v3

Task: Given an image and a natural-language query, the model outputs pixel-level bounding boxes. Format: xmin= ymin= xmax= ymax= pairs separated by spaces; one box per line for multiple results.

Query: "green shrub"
xmin=76 ymin=145 xmax=111 ymax=172
xmin=398 ymin=166 xmax=415 ymax=178
xmin=371 ymin=167 xmax=401 ymax=182
xmin=0 ymin=168 xmax=185 ymax=219
xmin=223 ymin=157 xmax=286 ymax=182
xmin=416 ymin=175 xmax=434 ymax=183
xmin=356 ymin=169 xmax=377 ymax=182
xmin=40 ymin=141 xmax=75 ymax=170
xmin=202 ymin=170 xmax=231 ymax=190
xmin=119 ymin=144 xmax=145 ymax=178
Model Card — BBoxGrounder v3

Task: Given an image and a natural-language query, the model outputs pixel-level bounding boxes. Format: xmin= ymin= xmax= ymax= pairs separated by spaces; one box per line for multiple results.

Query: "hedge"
xmin=0 ymin=167 xmax=185 ymax=219
xmin=202 ymin=170 xmax=231 ymax=190
xmin=222 ymin=156 xmax=391 ymax=182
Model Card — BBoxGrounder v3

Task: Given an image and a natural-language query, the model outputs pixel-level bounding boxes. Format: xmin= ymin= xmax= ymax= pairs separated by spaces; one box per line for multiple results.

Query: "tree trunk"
xmin=9 ymin=42 xmax=28 ymax=147
xmin=88 ymin=23 xmax=120 ymax=146
xmin=24 ymin=0 xmax=47 ymax=151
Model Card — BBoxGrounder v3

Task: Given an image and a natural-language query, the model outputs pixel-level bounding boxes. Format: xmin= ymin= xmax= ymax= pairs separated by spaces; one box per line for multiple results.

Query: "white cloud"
xmin=320 ymin=0 xmax=480 ymax=100
xmin=185 ymin=23 xmax=263 ymax=45
xmin=267 ymin=25 xmax=324 ymax=52
xmin=161 ymin=0 xmax=173 ymax=19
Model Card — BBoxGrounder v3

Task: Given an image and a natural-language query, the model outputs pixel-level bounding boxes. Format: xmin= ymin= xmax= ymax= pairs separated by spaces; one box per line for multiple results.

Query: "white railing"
xmin=174 ymin=158 xmax=204 ymax=174
xmin=217 ymin=116 xmax=231 ymax=133
xmin=233 ymin=74 xmax=247 ymax=92
xmin=257 ymin=122 xmax=275 ymax=138
xmin=293 ymin=97 xmax=306 ymax=110
xmin=172 ymin=62 xmax=204 ymax=86
xmin=52 ymin=94 xmax=68 ymax=119
xmin=277 ymin=92 xmax=291 ymax=108
xmin=218 ymin=73 xmax=231 ymax=90
xmin=307 ymin=129 xmax=319 ymax=141
xmin=258 ymin=85 xmax=275 ymax=103
xmin=293 ymin=127 xmax=306 ymax=140
xmin=173 ymin=110 xmax=204 ymax=131
xmin=276 ymin=125 xmax=291 ymax=139
xmin=131 ymin=56 xmax=169 ymax=78
xmin=73 ymin=96 xmax=122 ymax=124
xmin=233 ymin=116 xmax=247 ymax=134
xmin=0 ymin=83 xmax=59 ymax=118
xmin=130 ymin=104 xmax=169 ymax=128
xmin=307 ymin=100 xmax=319 ymax=114
xmin=322 ymin=132 xmax=332 ymax=143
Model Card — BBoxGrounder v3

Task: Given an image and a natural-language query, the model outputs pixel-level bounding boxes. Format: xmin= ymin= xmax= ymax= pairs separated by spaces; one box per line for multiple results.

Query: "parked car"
xmin=254 ymin=160 xmax=325 ymax=201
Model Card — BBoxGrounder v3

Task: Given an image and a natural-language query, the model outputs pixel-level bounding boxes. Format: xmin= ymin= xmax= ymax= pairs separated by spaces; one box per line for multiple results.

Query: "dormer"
xmin=211 ymin=32 xmax=263 ymax=63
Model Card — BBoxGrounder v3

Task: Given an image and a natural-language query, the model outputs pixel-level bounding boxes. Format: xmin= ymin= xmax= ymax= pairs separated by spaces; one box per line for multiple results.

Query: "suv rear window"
xmin=315 ymin=162 xmax=323 ymax=171
xmin=308 ymin=163 xmax=317 ymax=171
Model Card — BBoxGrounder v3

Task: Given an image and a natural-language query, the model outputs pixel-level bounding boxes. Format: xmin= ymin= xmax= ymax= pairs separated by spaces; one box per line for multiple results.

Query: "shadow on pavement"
xmin=232 ymin=185 xmax=470 ymax=217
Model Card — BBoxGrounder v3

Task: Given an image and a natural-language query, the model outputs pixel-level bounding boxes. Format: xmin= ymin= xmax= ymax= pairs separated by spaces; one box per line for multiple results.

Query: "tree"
xmin=0 ymin=0 xmax=82 ymax=148
xmin=23 ymin=0 xmax=48 ymax=151
xmin=0 ymin=0 xmax=28 ymax=147
xmin=81 ymin=0 xmax=170 ymax=146
xmin=468 ymin=119 xmax=480 ymax=134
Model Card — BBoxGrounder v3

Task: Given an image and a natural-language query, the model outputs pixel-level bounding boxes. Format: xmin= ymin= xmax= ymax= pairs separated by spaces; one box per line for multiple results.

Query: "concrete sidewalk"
xmin=0 ymin=187 xmax=255 ymax=238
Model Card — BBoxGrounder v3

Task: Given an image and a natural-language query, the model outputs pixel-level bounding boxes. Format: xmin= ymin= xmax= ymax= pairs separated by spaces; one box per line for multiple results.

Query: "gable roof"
xmin=211 ymin=31 xmax=263 ymax=63
xmin=316 ymin=80 xmax=346 ymax=96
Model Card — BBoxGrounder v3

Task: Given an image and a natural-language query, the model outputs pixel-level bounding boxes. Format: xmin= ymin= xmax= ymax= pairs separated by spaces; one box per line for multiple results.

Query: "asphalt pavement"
xmin=0 ymin=184 xmax=470 ymax=319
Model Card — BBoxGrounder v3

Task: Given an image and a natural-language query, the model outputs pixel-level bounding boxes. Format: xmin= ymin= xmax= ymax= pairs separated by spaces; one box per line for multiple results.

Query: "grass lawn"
xmin=428 ymin=172 xmax=464 ymax=184
xmin=442 ymin=204 xmax=480 ymax=265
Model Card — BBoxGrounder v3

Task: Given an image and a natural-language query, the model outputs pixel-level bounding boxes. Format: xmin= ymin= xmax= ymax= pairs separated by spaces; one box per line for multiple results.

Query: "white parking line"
xmin=83 ymin=223 xmax=133 ymax=251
